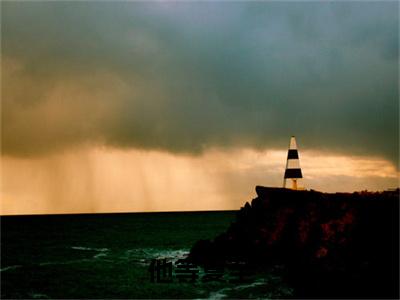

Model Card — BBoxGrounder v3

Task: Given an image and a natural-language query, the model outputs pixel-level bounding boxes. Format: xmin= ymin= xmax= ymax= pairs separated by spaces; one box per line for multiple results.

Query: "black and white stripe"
xmin=283 ymin=136 xmax=303 ymax=189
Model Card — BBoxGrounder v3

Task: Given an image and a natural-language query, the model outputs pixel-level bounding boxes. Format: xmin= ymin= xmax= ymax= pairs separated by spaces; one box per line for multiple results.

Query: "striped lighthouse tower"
xmin=283 ymin=136 xmax=303 ymax=190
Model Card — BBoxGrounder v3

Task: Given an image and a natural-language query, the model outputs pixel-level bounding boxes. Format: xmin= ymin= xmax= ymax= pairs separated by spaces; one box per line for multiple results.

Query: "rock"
xmin=188 ymin=186 xmax=399 ymax=298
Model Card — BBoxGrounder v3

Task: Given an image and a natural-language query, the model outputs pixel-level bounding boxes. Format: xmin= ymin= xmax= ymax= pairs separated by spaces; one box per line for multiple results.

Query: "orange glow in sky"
xmin=1 ymin=147 xmax=398 ymax=215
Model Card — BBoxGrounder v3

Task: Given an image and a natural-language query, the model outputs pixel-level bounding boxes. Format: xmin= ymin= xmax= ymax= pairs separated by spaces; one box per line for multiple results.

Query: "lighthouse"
xmin=283 ymin=136 xmax=303 ymax=190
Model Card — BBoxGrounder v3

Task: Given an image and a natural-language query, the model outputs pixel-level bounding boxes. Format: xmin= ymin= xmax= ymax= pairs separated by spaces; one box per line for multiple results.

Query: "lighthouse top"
xmin=289 ymin=136 xmax=298 ymax=150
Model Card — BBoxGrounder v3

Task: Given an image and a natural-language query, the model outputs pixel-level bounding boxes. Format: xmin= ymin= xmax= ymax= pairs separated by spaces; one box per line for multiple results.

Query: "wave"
xmin=0 ymin=265 xmax=22 ymax=272
xmin=207 ymin=278 xmax=267 ymax=299
xmin=71 ymin=246 xmax=109 ymax=252
xmin=39 ymin=246 xmax=111 ymax=266
xmin=39 ymin=259 xmax=91 ymax=266
xmin=29 ymin=293 xmax=49 ymax=299
xmin=122 ymin=248 xmax=189 ymax=265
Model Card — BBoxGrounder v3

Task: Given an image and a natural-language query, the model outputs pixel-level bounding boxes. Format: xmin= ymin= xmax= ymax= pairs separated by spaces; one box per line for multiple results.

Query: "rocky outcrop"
xmin=189 ymin=187 xmax=399 ymax=298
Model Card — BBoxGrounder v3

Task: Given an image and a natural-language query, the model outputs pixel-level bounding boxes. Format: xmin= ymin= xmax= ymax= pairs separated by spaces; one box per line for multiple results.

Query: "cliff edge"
xmin=189 ymin=187 xmax=399 ymax=298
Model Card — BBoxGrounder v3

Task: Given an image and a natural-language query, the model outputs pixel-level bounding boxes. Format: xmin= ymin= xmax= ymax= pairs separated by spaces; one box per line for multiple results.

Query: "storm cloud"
xmin=2 ymin=1 xmax=398 ymax=165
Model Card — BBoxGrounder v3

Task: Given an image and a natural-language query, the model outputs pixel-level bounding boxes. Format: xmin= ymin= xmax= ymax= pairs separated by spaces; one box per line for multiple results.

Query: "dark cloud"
xmin=1 ymin=2 xmax=398 ymax=165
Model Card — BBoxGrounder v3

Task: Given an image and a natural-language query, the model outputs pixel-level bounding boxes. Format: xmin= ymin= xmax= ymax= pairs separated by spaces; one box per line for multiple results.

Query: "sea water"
xmin=1 ymin=211 xmax=292 ymax=299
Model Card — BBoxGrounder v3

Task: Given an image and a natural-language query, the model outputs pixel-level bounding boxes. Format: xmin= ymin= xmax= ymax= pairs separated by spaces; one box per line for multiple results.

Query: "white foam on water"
xmin=39 ymin=247 xmax=111 ymax=266
xmin=71 ymin=246 xmax=109 ymax=252
xmin=0 ymin=265 xmax=22 ymax=272
xmin=207 ymin=278 xmax=268 ymax=300
xmin=71 ymin=246 xmax=110 ymax=260
xmin=152 ymin=249 xmax=189 ymax=263
xmin=123 ymin=248 xmax=189 ymax=264
xmin=39 ymin=259 xmax=91 ymax=266
xmin=93 ymin=252 xmax=108 ymax=259
xmin=29 ymin=293 xmax=49 ymax=299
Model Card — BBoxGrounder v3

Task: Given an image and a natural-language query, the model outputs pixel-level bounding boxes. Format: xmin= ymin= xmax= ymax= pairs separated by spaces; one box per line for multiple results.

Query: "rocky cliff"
xmin=189 ymin=187 xmax=399 ymax=298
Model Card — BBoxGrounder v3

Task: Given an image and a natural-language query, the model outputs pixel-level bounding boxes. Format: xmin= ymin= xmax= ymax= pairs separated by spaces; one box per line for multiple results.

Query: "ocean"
xmin=1 ymin=211 xmax=292 ymax=299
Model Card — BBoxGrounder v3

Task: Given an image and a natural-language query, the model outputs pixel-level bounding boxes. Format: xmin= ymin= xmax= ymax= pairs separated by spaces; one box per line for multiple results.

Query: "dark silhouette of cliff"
xmin=189 ymin=187 xmax=399 ymax=299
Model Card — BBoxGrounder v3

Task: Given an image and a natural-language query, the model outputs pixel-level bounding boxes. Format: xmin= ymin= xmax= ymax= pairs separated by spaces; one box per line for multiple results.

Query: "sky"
xmin=1 ymin=1 xmax=399 ymax=215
